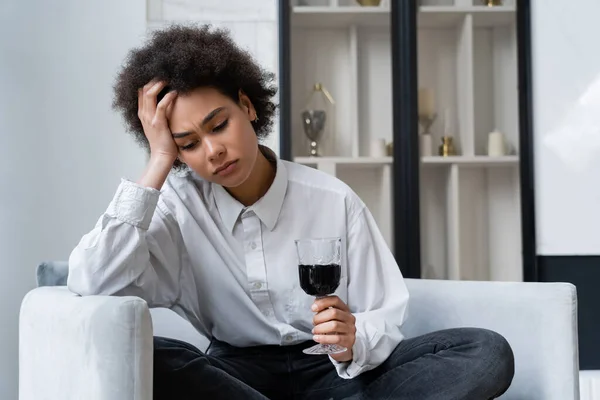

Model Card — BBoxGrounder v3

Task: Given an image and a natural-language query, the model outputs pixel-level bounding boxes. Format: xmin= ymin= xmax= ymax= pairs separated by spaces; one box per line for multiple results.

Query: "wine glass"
xmin=294 ymin=237 xmax=347 ymax=355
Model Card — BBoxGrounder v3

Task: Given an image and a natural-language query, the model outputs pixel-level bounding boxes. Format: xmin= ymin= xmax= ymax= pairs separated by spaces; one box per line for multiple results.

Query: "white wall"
xmin=148 ymin=0 xmax=280 ymax=154
xmin=532 ymin=0 xmax=600 ymax=255
xmin=0 ymin=1 xmax=148 ymax=398
xmin=0 ymin=1 xmax=280 ymax=398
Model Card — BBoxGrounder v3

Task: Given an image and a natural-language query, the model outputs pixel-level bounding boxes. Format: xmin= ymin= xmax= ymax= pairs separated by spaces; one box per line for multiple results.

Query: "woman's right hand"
xmin=136 ymin=80 xmax=179 ymax=190
xmin=138 ymin=80 xmax=179 ymax=164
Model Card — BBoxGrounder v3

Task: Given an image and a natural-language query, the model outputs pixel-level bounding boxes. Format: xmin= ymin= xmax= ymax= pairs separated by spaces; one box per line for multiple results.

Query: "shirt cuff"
xmin=106 ymin=179 xmax=161 ymax=230
xmin=329 ymin=330 xmax=371 ymax=379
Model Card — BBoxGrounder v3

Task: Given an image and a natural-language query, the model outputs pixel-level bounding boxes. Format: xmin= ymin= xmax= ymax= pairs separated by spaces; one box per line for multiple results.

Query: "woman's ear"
xmin=238 ymin=90 xmax=257 ymax=121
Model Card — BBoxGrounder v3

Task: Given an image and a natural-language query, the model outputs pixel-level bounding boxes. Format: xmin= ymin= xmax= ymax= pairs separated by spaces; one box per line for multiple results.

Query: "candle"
xmin=418 ymin=88 xmax=435 ymax=117
xmin=370 ymin=138 xmax=387 ymax=158
xmin=487 ymin=129 xmax=506 ymax=156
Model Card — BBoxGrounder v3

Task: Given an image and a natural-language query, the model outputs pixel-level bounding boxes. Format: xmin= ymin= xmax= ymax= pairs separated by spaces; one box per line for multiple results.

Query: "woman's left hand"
xmin=312 ymin=295 xmax=356 ymax=363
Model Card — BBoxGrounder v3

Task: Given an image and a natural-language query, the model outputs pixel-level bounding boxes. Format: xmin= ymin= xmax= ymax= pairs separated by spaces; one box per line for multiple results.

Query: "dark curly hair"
xmin=112 ymin=24 xmax=278 ymax=168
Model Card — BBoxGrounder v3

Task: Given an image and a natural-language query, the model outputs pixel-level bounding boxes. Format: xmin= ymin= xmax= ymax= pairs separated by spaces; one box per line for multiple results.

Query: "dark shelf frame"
xmin=277 ymin=0 xmax=537 ymax=281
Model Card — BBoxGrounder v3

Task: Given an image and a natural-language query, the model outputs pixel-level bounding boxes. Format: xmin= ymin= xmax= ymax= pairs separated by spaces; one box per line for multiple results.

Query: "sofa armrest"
xmin=19 ymin=287 xmax=153 ymax=400
xmin=403 ymin=278 xmax=579 ymax=400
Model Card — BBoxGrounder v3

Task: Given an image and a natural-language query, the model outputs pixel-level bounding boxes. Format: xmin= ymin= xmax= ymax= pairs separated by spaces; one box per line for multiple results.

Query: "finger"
xmin=143 ymin=79 xmax=159 ymax=93
xmin=313 ymin=334 xmax=350 ymax=347
xmin=144 ymin=81 xmax=167 ymax=116
xmin=312 ymin=295 xmax=350 ymax=313
xmin=312 ymin=320 xmax=352 ymax=335
xmin=138 ymin=88 xmax=145 ymax=119
xmin=155 ymin=91 xmax=177 ymax=120
xmin=165 ymin=94 xmax=176 ymax=117
xmin=313 ymin=307 xmax=355 ymax=326
xmin=147 ymin=80 xmax=166 ymax=96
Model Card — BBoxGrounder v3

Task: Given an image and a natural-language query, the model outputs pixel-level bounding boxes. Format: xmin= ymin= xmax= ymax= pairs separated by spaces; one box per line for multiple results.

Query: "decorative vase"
xmin=420 ymin=133 xmax=433 ymax=157
xmin=301 ymin=83 xmax=335 ymax=157
xmin=439 ymin=137 xmax=456 ymax=157
xmin=418 ymin=88 xmax=437 ymax=137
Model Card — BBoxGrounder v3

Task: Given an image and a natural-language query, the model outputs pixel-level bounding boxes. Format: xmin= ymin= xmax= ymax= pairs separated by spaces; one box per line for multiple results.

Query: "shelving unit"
xmin=288 ymin=0 xmax=521 ymax=282
xmin=417 ymin=0 xmax=521 ymax=283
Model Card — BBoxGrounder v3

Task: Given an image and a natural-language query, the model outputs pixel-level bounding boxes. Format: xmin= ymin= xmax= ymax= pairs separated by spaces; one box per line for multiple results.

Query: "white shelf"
xmin=294 ymin=155 xmax=518 ymax=168
xmin=421 ymin=155 xmax=519 ymax=167
xmin=419 ymin=6 xmax=515 ymax=28
xmin=291 ymin=5 xmax=515 ymax=28
xmin=294 ymin=156 xmax=392 ymax=166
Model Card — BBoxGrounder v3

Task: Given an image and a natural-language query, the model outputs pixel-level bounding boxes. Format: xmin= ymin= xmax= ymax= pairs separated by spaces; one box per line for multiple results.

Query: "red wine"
xmin=298 ymin=263 xmax=341 ymax=296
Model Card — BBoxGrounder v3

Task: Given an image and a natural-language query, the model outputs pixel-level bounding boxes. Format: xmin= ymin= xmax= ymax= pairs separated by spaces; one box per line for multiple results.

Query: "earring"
xmin=254 ymin=115 xmax=259 ymax=122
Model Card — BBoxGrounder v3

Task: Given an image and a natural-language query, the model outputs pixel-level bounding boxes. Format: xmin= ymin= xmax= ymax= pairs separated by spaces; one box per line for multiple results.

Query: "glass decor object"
xmin=301 ymin=83 xmax=336 ymax=157
xmin=418 ymin=88 xmax=436 ymax=156
xmin=418 ymin=88 xmax=437 ymax=136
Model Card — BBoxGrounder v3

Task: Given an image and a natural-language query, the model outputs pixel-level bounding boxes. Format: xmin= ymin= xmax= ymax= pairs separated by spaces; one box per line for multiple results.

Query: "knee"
xmin=153 ymin=336 xmax=207 ymax=371
xmin=469 ymin=328 xmax=515 ymax=394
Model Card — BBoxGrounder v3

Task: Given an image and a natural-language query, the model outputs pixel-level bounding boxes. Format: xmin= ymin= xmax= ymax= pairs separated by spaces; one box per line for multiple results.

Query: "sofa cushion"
xmin=37 ymin=261 xmax=69 ymax=287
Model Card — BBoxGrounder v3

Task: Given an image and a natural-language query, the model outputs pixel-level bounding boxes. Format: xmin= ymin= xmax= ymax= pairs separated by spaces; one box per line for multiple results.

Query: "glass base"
xmin=302 ymin=343 xmax=347 ymax=355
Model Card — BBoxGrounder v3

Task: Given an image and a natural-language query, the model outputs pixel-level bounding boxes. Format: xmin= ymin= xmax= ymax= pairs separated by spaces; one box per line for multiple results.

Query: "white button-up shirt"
xmin=67 ymin=150 xmax=409 ymax=379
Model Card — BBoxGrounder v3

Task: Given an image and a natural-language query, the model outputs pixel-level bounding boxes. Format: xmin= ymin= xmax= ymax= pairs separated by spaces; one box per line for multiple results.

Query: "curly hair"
xmin=112 ymin=24 xmax=278 ymax=168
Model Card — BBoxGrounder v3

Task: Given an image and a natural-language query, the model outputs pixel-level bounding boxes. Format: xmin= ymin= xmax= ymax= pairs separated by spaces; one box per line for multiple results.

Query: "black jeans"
xmin=153 ymin=327 xmax=514 ymax=400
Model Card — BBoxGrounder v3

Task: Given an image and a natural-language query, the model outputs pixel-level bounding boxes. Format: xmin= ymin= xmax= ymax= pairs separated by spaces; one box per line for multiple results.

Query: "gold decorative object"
xmin=483 ymin=0 xmax=502 ymax=6
xmin=386 ymin=142 xmax=393 ymax=156
xmin=439 ymin=137 xmax=456 ymax=157
xmin=357 ymin=0 xmax=382 ymax=6
xmin=436 ymin=108 xmax=458 ymax=157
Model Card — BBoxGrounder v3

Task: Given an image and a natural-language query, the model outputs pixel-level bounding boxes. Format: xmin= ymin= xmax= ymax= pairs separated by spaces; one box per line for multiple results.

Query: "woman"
xmin=68 ymin=24 xmax=514 ymax=400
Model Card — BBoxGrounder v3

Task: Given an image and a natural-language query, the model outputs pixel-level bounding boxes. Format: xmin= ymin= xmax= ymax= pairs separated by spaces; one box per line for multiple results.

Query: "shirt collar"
xmin=212 ymin=146 xmax=288 ymax=233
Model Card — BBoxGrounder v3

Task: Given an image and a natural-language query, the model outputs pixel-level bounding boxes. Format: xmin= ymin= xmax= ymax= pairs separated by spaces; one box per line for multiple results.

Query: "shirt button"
xmin=249 ymin=242 xmax=257 ymax=250
xmin=284 ymin=335 xmax=294 ymax=342
xmin=253 ymin=282 xmax=263 ymax=290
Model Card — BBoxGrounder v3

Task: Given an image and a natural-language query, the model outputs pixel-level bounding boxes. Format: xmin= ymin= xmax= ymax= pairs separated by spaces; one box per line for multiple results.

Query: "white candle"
xmin=370 ymin=138 xmax=387 ymax=158
xmin=418 ymin=88 xmax=435 ymax=117
xmin=487 ymin=129 xmax=506 ymax=156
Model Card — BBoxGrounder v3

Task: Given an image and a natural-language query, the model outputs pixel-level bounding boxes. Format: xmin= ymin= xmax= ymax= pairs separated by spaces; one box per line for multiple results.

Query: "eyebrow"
xmin=171 ymin=107 xmax=226 ymax=138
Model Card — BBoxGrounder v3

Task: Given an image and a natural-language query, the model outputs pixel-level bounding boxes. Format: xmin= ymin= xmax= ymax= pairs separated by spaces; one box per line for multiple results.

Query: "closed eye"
xmin=178 ymin=119 xmax=228 ymax=150
xmin=212 ymin=119 xmax=229 ymax=133
xmin=180 ymin=141 xmax=198 ymax=151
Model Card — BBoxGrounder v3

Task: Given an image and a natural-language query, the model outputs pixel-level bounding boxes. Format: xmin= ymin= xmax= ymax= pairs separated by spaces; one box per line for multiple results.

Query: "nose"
xmin=204 ymin=137 xmax=225 ymax=162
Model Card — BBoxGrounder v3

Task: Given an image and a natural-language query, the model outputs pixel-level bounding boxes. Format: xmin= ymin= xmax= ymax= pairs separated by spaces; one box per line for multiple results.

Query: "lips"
xmin=213 ymin=160 xmax=238 ymax=175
